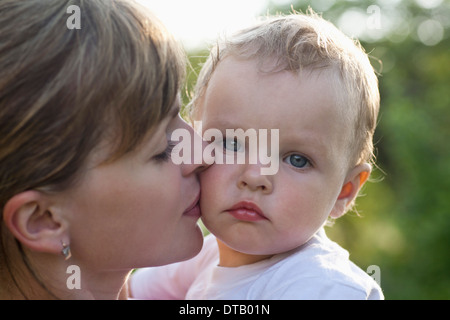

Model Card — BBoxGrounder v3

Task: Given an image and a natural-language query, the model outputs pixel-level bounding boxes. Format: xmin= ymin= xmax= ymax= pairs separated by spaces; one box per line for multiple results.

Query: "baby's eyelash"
xmin=283 ymin=153 xmax=313 ymax=170
xmin=153 ymin=141 xmax=176 ymax=162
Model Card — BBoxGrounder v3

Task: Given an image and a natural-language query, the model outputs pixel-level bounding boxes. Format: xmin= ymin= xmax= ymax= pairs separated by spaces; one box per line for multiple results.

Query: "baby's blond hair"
xmin=189 ymin=10 xmax=380 ymax=166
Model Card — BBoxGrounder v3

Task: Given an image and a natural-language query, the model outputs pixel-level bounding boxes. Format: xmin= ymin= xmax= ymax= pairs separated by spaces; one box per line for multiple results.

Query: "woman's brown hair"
xmin=0 ymin=0 xmax=185 ymax=260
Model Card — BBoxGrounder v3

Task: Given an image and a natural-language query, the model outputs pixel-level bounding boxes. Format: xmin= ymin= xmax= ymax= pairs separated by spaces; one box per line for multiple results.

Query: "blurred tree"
xmin=184 ymin=0 xmax=450 ymax=299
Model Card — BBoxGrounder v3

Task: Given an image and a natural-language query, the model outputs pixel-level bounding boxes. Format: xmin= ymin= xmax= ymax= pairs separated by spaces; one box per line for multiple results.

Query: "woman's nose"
xmin=178 ymin=118 xmax=210 ymax=176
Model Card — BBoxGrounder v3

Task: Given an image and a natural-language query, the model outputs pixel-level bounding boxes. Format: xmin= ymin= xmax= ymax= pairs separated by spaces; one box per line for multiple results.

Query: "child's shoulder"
xmin=251 ymin=229 xmax=384 ymax=299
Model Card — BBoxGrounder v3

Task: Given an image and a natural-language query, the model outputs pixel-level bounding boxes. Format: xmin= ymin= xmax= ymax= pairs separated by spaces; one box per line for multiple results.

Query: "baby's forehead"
xmin=207 ymin=58 xmax=352 ymax=129
xmin=210 ymin=56 xmax=352 ymax=119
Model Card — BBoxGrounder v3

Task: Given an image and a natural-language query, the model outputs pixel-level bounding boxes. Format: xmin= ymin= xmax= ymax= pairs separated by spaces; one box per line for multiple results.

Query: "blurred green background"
xmin=182 ymin=0 xmax=450 ymax=299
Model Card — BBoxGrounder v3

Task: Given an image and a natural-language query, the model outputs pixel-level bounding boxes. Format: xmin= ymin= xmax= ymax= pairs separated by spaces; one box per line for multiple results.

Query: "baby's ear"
xmin=330 ymin=163 xmax=371 ymax=219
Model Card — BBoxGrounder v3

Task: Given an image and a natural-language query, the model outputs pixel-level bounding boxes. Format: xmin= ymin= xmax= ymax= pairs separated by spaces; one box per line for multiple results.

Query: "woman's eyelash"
xmin=153 ymin=141 xmax=176 ymax=162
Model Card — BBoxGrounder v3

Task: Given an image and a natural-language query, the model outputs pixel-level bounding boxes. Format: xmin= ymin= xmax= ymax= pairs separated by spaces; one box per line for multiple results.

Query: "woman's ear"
xmin=2 ymin=191 xmax=67 ymax=255
xmin=330 ymin=163 xmax=371 ymax=219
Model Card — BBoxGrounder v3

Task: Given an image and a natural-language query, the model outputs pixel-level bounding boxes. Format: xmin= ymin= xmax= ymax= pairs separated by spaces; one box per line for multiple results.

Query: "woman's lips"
xmin=225 ymin=201 xmax=268 ymax=222
xmin=183 ymin=193 xmax=201 ymax=218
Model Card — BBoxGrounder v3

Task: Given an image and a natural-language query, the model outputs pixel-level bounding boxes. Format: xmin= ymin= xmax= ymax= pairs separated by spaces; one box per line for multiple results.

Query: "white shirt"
xmin=131 ymin=228 xmax=384 ymax=300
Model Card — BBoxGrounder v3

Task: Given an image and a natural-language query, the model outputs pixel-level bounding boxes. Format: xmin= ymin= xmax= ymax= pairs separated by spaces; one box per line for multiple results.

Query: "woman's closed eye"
xmin=153 ymin=141 xmax=177 ymax=162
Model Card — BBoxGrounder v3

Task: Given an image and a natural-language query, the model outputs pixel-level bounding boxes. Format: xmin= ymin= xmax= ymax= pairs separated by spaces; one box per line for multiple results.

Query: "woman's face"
xmin=60 ymin=106 xmax=205 ymax=271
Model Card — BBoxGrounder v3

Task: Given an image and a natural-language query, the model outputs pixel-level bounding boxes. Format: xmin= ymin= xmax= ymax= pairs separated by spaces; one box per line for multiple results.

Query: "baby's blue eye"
xmin=223 ymin=138 xmax=242 ymax=152
xmin=285 ymin=154 xmax=310 ymax=168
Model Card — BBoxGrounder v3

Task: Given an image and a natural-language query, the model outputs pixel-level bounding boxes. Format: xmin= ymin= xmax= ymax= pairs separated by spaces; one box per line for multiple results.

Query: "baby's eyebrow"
xmin=204 ymin=118 xmax=246 ymax=130
xmin=281 ymin=133 xmax=331 ymax=158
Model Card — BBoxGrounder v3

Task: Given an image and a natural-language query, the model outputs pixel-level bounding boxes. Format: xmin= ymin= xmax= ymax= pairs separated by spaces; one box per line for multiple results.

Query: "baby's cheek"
xmin=200 ymin=162 xmax=235 ymax=193
xmin=199 ymin=167 xmax=223 ymax=212
xmin=274 ymin=191 xmax=325 ymax=238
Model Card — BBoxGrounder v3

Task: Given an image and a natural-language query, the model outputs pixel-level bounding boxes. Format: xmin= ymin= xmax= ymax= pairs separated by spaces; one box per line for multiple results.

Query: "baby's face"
xmin=198 ymin=57 xmax=353 ymax=255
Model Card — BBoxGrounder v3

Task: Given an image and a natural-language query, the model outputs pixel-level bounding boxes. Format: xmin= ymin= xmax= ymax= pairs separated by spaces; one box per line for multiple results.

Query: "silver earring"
xmin=61 ymin=241 xmax=71 ymax=260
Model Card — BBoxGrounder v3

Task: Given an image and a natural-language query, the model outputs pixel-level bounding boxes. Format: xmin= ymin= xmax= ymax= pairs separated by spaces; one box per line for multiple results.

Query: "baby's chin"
xmin=223 ymin=232 xmax=314 ymax=256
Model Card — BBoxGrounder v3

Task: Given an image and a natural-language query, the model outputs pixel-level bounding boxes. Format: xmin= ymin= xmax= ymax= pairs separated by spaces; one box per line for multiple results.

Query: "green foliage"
xmin=184 ymin=0 xmax=450 ymax=299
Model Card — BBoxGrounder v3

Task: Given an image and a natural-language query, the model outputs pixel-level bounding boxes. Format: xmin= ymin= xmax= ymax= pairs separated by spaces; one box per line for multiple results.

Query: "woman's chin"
xmin=176 ymin=224 xmax=204 ymax=262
